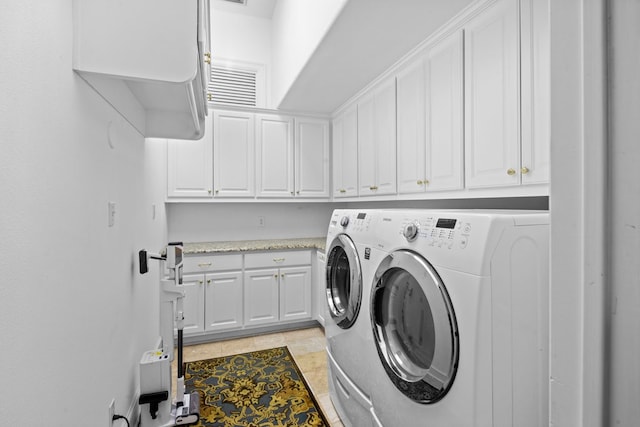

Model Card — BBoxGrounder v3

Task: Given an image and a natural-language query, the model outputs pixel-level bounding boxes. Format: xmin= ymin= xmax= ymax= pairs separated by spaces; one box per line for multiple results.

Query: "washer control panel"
xmin=400 ymin=216 xmax=472 ymax=250
xmin=330 ymin=211 xmax=374 ymax=233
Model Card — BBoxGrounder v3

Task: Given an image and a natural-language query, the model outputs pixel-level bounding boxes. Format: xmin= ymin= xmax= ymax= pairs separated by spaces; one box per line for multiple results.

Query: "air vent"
xmin=209 ymin=66 xmax=257 ymax=107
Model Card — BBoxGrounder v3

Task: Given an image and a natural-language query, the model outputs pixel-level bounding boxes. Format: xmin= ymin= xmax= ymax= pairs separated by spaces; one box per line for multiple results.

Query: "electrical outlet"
xmin=108 ymin=202 xmax=116 ymax=227
xmin=258 ymin=216 xmax=265 ymax=227
xmin=108 ymin=398 xmax=115 ymax=426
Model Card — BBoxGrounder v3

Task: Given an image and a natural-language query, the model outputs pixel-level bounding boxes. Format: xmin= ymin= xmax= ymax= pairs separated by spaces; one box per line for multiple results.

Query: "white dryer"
xmin=325 ymin=209 xmax=384 ymax=427
xmin=365 ymin=210 xmax=550 ymax=427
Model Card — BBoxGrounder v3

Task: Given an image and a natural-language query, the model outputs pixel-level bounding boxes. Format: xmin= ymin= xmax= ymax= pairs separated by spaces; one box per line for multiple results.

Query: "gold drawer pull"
xmin=204 ymin=52 xmax=211 ymax=64
xmin=198 ymin=280 xmax=204 ymax=285
xmin=198 ymin=262 xmax=212 ymax=268
xmin=207 ymin=279 xmax=212 ymax=284
xmin=339 ymin=189 xmax=346 ymax=193
xmin=370 ymin=185 xmax=378 ymax=191
xmin=273 ymin=257 xmax=285 ymax=263
xmin=507 ymin=168 xmax=516 ymax=176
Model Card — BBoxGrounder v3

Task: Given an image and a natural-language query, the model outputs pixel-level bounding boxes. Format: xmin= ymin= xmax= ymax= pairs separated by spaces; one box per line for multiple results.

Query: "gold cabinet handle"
xmin=424 ymin=179 xmax=429 ymax=185
xmin=207 ymin=93 xmax=213 ymax=102
xmin=417 ymin=180 xmax=430 ymax=186
xmin=198 ymin=280 xmax=204 ymax=285
xmin=274 ymin=274 xmax=278 ymax=278
xmin=273 ymin=257 xmax=285 ymax=263
xmin=198 ymin=262 xmax=212 ymax=268
xmin=417 ymin=180 xmax=423 ymax=185
xmin=370 ymin=185 xmax=378 ymax=191
xmin=521 ymin=166 xmax=530 ymax=175
xmin=207 ymin=279 xmax=212 ymax=284
xmin=204 ymin=52 xmax=211 ymax=64
xmin=507 ymin=168 xmax=516 ymax=176
xmin=296 ymin=190 xmax=300 ymax=195
xmin=208 ymin=189 xmax=212 ymax=194
xmin=215 ymin=189 xmax=219 ymax=194
xmin=339 ymin=189 xmax=346 ymax=193
xmin=281 ymin=273 xmax=285 ymax=278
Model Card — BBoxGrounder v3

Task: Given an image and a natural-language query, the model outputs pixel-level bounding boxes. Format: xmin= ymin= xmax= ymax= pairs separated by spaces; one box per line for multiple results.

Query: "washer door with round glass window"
xmin=371 ymin=249 xmax=459 ymax=403
xmin=326 ymin=234 xmax=362 ymax=329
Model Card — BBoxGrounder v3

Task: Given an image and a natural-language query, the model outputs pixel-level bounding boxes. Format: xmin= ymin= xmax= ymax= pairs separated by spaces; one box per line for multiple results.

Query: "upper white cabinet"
xmin=425 ymin=30 xmax=464 ymax=191
xmin=332 ymin=106 xmax=359 ymax=198
xmin=520 ymin=0 xmax=550 ymax=184
xmin=213 ymin=110 xmax=255 ymax=197
xmin=256 ymin=114 xmax=295 ymax=198
xmin=396 ymin=57 xmax=427 ymax=194
xmin=72 ymin=0 xmax=211 ymax=140
xmin=464 ymin=0 xmax=520 ymax=188
xmin=396 ymin=30 xmax=463 ymax=195
xmin=256 ymin=114 xmax=330 ymax=199
xmin=358 ymin=77 xmax=397 ymax=196
xmin=295 ymin=118 xmax=330 ymax=198
xmin=167 ymin=114 xmax=213 ymax=198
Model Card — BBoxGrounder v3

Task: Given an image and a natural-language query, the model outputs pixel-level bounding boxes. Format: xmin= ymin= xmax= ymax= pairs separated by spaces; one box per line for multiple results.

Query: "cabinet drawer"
xmin=183 ymin=254 xmax=243 ymax=273
xmin=244 ymin=250 xmax=311 ymax=269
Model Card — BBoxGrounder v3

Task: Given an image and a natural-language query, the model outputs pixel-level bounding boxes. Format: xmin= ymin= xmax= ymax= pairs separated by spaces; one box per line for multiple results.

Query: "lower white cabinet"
xmin=180 ymin=250 xmax=314 ymax=338
xmin=205 ymin=271 xmax=244 ymax=332
xmin=244 ymin=268 xmax=280 ymax=327
xmin=314 ymin=251 xmax=326 ymax=326
xmin=244 ymin=251 xmax=312 ymax=327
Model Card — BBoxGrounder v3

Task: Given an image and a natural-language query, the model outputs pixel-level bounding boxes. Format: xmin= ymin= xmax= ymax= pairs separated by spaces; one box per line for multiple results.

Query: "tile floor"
xmin=176 ymin=326 xmax=344 ymax=427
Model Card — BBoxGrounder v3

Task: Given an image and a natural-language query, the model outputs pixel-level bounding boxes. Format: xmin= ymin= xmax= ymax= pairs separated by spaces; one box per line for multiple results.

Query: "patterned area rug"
xmin=184 ymin=346 xmax=329 ymax=427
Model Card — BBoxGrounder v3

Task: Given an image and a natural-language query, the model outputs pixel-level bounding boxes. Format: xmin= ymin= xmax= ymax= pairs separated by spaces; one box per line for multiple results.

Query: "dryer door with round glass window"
xmin=325 ymin=234 xmax=362 ymax=329
xmin=371 ymin=249 xmax=459 ymax=403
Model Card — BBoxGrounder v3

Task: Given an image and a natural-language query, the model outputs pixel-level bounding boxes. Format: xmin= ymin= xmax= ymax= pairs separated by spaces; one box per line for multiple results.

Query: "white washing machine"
xmin=363 ymin=210 xmax=550 ymax=427
xmin=325 ymin=209 xmax=385 ymax=427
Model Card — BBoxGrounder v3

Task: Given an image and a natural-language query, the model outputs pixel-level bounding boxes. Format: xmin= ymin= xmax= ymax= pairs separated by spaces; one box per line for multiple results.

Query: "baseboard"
xmin=182 ymin=320 xmax=321 ymax=346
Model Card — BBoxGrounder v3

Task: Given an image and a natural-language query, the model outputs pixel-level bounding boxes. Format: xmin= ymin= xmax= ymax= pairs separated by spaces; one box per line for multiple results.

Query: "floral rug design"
xmin=184 ymin=346 xmax=329 ymax=427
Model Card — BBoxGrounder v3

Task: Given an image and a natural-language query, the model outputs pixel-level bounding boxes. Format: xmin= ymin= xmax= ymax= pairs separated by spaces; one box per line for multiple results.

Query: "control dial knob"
xmin=340 ymin=216 xmax=350 ymax=227
xmin=403 ymin=222 xmax=419 ymax=241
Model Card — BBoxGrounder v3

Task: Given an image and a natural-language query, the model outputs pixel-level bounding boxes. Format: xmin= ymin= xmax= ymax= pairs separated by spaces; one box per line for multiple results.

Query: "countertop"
xmin=182 ymin=237 xmax=326 ymax=255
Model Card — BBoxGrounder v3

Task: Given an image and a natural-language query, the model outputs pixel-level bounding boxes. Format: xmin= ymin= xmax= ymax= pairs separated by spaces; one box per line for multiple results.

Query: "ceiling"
xmin=211 ymin=0 xmax=474 ymax=114
xmin=278 ymin=0 xmax=474 ymax=114
xmin=211 ymin=0 xmax=277 ymax=19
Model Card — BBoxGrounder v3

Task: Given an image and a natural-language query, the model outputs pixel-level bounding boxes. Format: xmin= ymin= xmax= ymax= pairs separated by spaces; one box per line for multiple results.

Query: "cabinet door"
xmin=396 ymin=57 xmax=427 ymax=194
xmin=332 ymin=106 xmax=358 ymax=198
xmin=426 ymin=30 xmax=464 ymax=191
xmin=357 ymin=93 xmax=376 ymax=195
xmin=520 ymin=0 xmax=550 ymax=185
xmin=167 ymin=115 xmax=213 ymax=198
xmin=464 ymin=0 xmax=520 ymax=188
xmin=373 ymin=78 xmax=398 ymax=195
xmin=213 ymin=110 xmax=255 ymax=197
xmin=295 ymin=118 xmax=330 ymax=198
xmin=256 ymin=114 xmax=294 ymax=197
xmin=314 ymin=252 xmax=327 ymax=326
xmin=181 ymin=274 xmax=205 ymax=335
xmin=358 ymin=78 xmax=397 ymax=196
xmin=204 ymin=271 xmax=243 ymax=332
xmin=280 ymin=266 xmax=312 ymax=322
xmin=244 ymin=269 xmax=279 ymax=327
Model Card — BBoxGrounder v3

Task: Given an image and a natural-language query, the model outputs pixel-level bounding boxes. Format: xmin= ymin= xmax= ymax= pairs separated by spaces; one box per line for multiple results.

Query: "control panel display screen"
xmin=357 ymin=213 xmax=367 ymax=220
xmin=436 ymin=218 xmax=457 ymax=229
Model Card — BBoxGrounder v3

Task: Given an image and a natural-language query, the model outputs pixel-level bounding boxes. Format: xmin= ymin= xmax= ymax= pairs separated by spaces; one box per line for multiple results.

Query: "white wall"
xmin=167 ymin=203 xmax=336 ymax=242
xmin=609 ymin=0 xmax=640 ymax=424
xmin=271 ymin=0 xmax=347 ymax=108
xmin=211 ymin=9 xmax=273 ymax=107
xmin=0 ymin=2 xmax=168 ymax=425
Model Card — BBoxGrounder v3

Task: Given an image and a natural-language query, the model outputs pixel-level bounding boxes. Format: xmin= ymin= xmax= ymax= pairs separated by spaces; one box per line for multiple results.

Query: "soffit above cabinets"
xmin=277 ymin=0 xmax=474 ymax=114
